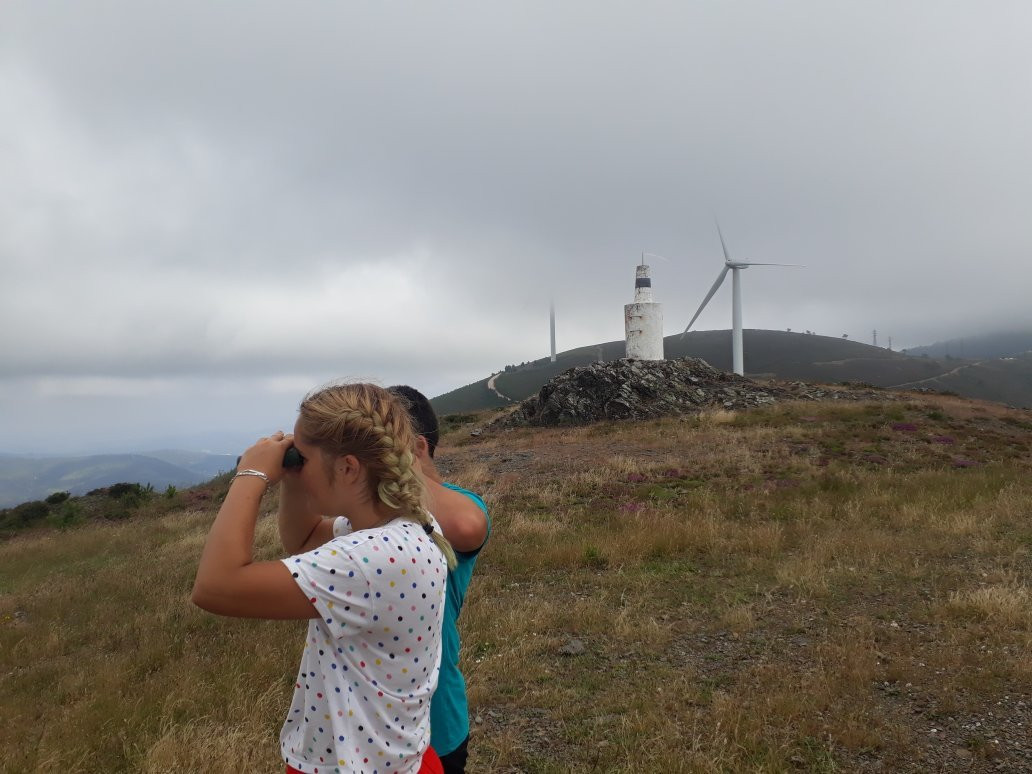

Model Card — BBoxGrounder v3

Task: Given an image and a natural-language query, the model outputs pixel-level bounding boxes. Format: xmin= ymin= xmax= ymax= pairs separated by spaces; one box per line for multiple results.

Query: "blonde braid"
xmin=298 ymin=383 xmax=456 ymax=569
xmin=368 ymin=395 xmax=457 ymax=570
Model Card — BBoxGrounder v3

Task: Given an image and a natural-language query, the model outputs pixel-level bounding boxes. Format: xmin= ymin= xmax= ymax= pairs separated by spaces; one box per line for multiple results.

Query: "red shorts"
xmin=287 ymin=746 xmax=443 ymax=774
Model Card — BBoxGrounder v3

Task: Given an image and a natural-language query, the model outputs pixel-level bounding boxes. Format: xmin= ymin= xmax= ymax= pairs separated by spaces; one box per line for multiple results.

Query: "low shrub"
xmin=10 ymin=500 xmax=50 ymax=526
xmin=108 ymin=482 xmax=148 ymax=499
xmin=47 ymin=500 xmax=84 ymax=530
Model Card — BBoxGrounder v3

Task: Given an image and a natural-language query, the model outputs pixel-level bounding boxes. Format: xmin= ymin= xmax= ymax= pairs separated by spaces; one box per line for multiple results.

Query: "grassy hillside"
xmin=430 ymin=377 xmax=512 ymax=416
xmin=433 ymin=330 xmax=954 ymax=414
xmin=897 ymin=352 xmax=1032 ymax=408
xmin=2 ymin=395 xmax=1030 ymax=771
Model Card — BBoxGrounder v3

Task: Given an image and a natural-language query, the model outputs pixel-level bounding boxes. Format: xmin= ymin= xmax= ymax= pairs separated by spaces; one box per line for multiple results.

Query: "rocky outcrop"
xmin=499 ymin=357 xmax=899 ymax=427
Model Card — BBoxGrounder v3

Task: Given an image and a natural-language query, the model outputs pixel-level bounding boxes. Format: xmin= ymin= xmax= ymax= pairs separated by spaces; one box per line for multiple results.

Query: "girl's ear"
xmin=336 ymin=454 xmax=362 ymax=485
xmin=413 ymin=435 xmax=430 ymax=460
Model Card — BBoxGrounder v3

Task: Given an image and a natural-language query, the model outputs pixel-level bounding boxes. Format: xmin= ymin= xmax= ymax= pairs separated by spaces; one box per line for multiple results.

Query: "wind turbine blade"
xmin=682 ymin=266 xmax=729 ymax=334
xmin=716 ymin=220 xmax=731 ymax=263
xmin=738 ymin=262 xmax=804 ymax=267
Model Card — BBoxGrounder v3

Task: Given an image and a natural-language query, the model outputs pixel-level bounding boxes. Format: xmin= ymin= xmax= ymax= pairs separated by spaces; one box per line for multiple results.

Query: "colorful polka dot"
xmin=279 ymin=515 xmax=448 ymax=773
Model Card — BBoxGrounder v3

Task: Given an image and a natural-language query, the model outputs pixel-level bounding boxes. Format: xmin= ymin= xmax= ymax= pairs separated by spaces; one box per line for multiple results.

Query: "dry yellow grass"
xmin=2 ymin=397 xmax=1031 ymax=772
xmin=946 ymin=581 xmax=1031 ymax=630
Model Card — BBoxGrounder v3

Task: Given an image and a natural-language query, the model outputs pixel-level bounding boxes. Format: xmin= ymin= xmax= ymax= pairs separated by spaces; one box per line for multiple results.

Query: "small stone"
xmin=559 ymin=638 xmax=586 ymax=656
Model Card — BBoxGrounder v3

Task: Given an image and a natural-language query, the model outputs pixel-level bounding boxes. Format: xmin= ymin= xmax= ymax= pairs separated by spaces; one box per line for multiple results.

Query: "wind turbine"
xmin=683 ymin=222 xmax=801 ymax=376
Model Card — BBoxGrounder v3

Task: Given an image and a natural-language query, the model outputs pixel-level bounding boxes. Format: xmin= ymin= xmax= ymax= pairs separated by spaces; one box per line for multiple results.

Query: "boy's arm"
xmin=277 ymin=471 xmax=337 ymax=554
xmin=427 ymin=481 xmax=488 ymax=553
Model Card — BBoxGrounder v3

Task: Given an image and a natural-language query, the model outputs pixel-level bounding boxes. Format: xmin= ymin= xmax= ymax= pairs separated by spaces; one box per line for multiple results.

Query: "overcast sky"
xmin=2 ymin=1 xmax=1030 ymax=454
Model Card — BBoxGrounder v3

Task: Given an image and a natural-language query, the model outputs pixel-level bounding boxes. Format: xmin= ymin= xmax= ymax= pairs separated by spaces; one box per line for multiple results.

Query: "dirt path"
xmin=486 ymin=372 xmax=512 ymax=402
xmin=889 ymin=360 xmax=985 ymax=389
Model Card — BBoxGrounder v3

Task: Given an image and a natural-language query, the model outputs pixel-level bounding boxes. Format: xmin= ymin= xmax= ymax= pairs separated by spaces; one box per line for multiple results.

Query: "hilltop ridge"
xmin=907 ymin=329 xmax=1032 ymax=359
xmin=432 ymin=329 xmax=1032 ymax=414
xmin=498 ymin=357 xmax=899 ymax=427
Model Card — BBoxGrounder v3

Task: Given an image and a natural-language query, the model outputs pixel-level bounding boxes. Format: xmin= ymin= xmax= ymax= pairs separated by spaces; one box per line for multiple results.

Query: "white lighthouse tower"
xmin=624 ymin=263 xmax=664 ymax=360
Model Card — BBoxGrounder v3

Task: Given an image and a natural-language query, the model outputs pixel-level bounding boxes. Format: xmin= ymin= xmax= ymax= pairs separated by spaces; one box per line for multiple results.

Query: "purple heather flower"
xmin=891 ymin=422 xmax=919 ymax=432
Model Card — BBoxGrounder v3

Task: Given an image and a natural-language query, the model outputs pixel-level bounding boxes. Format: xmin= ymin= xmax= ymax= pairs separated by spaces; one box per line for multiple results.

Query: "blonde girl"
xmin=192 ymin=383 xmax=456 ymax=774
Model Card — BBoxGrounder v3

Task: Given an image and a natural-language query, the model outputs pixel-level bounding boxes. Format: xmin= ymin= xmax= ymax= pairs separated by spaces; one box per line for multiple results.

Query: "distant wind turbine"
xmin=682 ymin=222 xmax=802 ymax=376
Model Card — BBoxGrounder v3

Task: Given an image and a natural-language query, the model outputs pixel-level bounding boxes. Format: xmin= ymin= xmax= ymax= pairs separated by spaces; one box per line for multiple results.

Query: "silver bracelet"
xmin=233 ymin=469 xmax=270 ymax=484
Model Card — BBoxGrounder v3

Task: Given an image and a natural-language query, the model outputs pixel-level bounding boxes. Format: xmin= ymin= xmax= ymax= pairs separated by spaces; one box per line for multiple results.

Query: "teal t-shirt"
xmin=430 ymin=483 xmax=491 ymax=756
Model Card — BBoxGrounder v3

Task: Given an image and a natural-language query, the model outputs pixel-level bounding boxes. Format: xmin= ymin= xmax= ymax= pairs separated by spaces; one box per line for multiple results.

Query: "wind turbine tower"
xmin=549 ymin=300 xmax=557 ymax=362
xmin=625 ymin=262 xmax=664 ymax=360
xmin=682 ymin=222 xmax=801 ymax=376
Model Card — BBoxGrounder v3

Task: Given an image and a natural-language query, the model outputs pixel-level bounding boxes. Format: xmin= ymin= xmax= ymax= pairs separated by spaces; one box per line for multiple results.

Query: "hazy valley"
xmin=0 ymin=450 xmax=235 ymax=508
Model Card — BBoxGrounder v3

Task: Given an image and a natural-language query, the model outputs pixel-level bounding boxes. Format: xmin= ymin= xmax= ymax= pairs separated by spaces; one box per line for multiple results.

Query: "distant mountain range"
xmin=6 ymin=329 xmax=1030 ymax=509
xmin=905 ymin=330 xmax=1032 ymax=359
xmin=432 ymin=329 xmax=1032 ymax=415
xmin=0 ymin=450 xmax=235 ymax=508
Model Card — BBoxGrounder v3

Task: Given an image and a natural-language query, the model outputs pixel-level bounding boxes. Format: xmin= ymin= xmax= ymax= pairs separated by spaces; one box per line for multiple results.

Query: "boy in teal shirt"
xmin=390 ymin=386 xmax=491 ymax=773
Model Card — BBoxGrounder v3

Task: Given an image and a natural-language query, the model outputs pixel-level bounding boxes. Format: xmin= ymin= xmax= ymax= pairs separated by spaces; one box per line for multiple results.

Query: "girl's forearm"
xmin=194 ymin=477 xmax=266 ymax=590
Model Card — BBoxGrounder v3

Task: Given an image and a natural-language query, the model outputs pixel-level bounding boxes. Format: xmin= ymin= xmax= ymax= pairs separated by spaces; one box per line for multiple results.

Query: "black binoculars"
xmin=282 ymin=447 xmax=303 ymax=469
xmin=236 ymin=447 xmax=304 ymax=470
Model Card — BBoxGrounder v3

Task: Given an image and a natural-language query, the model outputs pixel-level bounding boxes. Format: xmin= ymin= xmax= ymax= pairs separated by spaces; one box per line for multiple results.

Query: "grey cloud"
xmin=2 ymin=1 xmax=1031 ymax=450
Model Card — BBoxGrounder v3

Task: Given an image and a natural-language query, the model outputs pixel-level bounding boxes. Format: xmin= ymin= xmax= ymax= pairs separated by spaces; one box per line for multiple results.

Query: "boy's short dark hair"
xmin=389 ymin=385 xmax=440 ymax=458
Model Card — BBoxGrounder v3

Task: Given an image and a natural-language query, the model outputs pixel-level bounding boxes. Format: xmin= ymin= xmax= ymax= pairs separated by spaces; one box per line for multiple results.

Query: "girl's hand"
xmin=237 ymin=431 xmax=294 ymax=485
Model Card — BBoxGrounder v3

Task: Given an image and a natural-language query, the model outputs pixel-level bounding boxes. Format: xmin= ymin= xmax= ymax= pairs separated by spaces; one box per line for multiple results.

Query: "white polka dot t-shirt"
xmin=279 ymin=516 xmax=448 ymax=774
